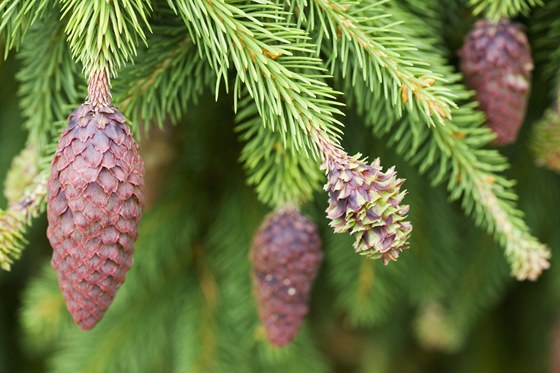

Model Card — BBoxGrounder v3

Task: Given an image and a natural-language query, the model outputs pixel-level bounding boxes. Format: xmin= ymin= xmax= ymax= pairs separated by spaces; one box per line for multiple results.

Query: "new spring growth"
xmin=313 ymin=129 xmax=412 ymax=264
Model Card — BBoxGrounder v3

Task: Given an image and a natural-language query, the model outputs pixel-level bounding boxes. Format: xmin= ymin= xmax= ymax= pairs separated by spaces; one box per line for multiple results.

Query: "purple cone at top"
xmin=459 ymin=19 xmax=533 ymax=145
xmin=250 ymin=209 xmax=323 ymax=347
xmin=47 ymin=102 xmax=144 ymax=330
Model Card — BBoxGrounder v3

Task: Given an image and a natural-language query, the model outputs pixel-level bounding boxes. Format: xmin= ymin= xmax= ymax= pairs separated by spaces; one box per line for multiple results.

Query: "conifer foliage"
xmin=0 ymin=0 xmax=559 ymax=371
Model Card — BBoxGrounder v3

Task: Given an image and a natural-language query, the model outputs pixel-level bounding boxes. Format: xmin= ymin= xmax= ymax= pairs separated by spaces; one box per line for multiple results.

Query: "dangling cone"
xmin=47 ymin=71 xmax=144 ymax=330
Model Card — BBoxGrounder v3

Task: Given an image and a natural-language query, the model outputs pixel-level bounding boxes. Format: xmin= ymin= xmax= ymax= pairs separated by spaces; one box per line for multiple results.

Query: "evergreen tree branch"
xmin=60 ymin=0 xmax=152 ymax=76
xmin=531 ymin=0 xmax=560 ymax=93
xmin=468 ymin=0 xmax=543 ymax=21
xmin=470 ymin=175 xmax=549 ymax=280
xmin=341 ymin=3 xmax=550 ymax=280
xmin=0 ymin=169 xmax=47 ymax=271
xmin=236 ymin=95 xmax=324 ymax=207
xmin=16 ymin=8 xmax=81 ymax=147
xmin=0 ymin=129 xmax=60 ymax=271
xmin=113 ymin=22 xmax=215 ymax=131
xmin=296 ymin=0 xmax=456 ymax=125
xmin=1 ymin=12 xmax=81 ymax=271
xmin=168 ymin=0 xmax=344 ymax=156
xmin=169 ymin=0 xmax=414 ymax=260
xmin=0 ymin=0 xmax=49 ymax=55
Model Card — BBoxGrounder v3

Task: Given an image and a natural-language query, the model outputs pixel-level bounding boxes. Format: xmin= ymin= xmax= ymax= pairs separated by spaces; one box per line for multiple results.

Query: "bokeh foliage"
xmin=0 ymin=0 xmax=560 ymax=372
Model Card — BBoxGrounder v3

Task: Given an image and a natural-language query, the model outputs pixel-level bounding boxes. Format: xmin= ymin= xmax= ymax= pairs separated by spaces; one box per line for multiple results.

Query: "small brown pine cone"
xmin=250 ymin=208 xmax=323 ymax=347
xmin=47 ymin=73 xmax=144 ymax=329
xmin=459 ymin=20 xmax=533 ymax=145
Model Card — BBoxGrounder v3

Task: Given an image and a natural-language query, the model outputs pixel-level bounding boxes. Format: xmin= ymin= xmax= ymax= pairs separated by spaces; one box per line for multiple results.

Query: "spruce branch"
xmin=350 ymin=74 xmax=551 ymax=281
xmin=470 ymin=176 xmax=550 ymax=280
xmin=0 ymin=118 xmax=64 ymax=272
xmin=16 ymin=5 xmax=81 ymax=147
xmin=297 ymin=0 xmax=456 ymax=125
xmin=532 ymin=0 xmax=560 ymax=92
xmin=168 ymin=0 xmax=344 ymax=156
xmin=60 ymin=0 xmax=152 ymax=76
xmin=168 ymin=0 xmax=415 ymax=259
xmin=342 ymin=2 xmax=551 ymax=280
xmin=0 ymin=167 xmax=48 ymax=271
xmin=113 ymin=23 xmax=215 ymax=131
xmin=0 ymin=0 xmax=49 ymax=55
xmin=236 ymin=95 xmax=324 ymax=208
xmin=469 ymin=0 xmax=543 ymax=21
xmin=0 ymin=211 xmax=25 ymax=271
xmin=423 ymin=96 xmax=549 ymax=280
xmin=1 ymin=12 xmax=81 ymax=271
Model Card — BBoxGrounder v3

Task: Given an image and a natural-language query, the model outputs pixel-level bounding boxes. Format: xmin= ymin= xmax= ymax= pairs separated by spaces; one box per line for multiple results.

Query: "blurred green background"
xmin=1 ymin=11 xmax=560 ymax=372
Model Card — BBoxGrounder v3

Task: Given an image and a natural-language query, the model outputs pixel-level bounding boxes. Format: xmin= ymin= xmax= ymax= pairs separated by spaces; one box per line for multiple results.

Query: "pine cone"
xmin=250 ymin=209 xmax=323 ymax=347
xmin=47 ymin=72 xmax=144 ymax=330
xmin=459 ymin=20 xmax=533 ymax=145
xmin=324 ymin=156 xmax=411 ymax=264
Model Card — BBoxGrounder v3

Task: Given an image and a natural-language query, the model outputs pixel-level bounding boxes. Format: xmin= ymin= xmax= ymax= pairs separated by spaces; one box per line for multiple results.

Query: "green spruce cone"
xmin=459 ymin=20 xmax=533 ymax=145
xmin=324 ymin=156 xmax=412 ymax=264
xmin=250 ymin=208 xmax=323 ymax=347
xmin=47 ymin=71 xmax=144 ymax=330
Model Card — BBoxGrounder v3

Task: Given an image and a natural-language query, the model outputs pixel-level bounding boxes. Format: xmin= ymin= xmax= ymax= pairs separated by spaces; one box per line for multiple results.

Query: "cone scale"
xmin=47 ymin=70 xmax=144 ymax=330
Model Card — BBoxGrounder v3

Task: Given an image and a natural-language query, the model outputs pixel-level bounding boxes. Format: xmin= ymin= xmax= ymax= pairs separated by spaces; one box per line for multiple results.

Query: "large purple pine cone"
xmin=459 ymin=20 xmax=533 ymax=145
xmin=250 ymin=209 xmax=323 ymax=347
xmin=47 ymin=103 xmax=144 ymax=330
